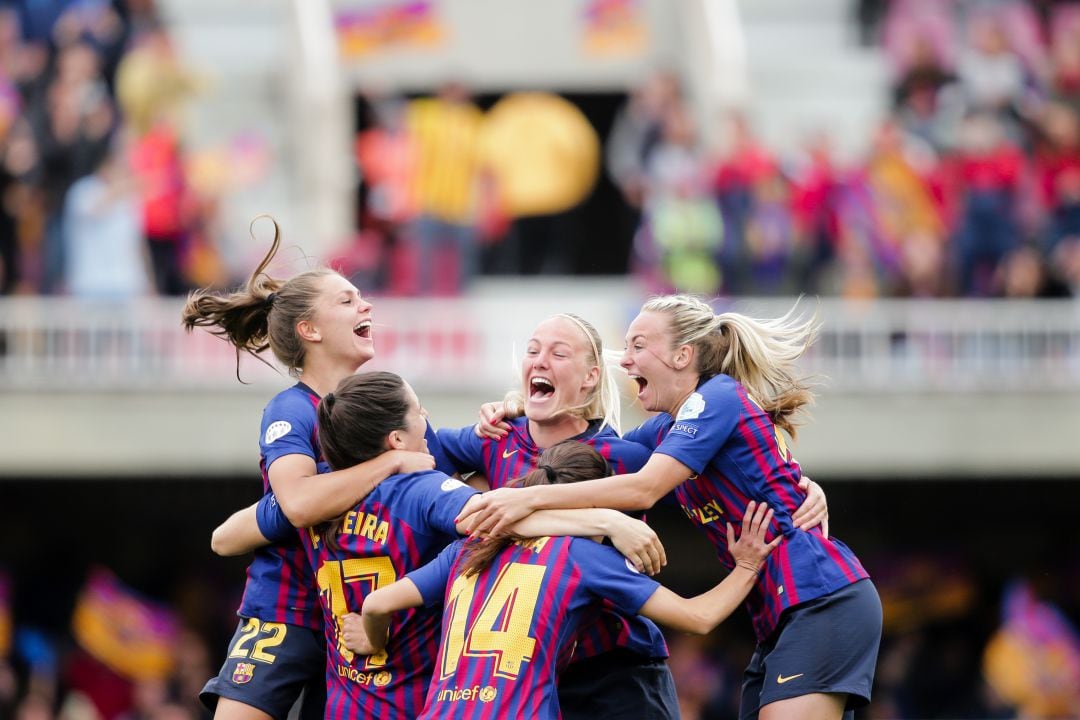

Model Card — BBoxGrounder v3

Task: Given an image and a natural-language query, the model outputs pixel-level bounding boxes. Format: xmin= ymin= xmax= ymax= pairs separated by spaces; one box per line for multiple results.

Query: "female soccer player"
xmin=213 ymin=371 xmax=665 ymax=720
xmin=462 ymin=295 xmax=882 ymax=720
xmin=431 ymin=313 xmax=675 ymax=718
xmin=182 ymin=220 xmax=433 ymax=720
xmin=434 ymin=311 xmax=827 ymax=720
xmin=344 ymin=440 xmax=781 ymax=720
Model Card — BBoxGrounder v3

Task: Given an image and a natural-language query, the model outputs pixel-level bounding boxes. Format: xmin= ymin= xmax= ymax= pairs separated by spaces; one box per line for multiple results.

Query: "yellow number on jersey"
xmin=317 ymin=557 xmax=397 ymax=667
xmin=440 ymin=563 xmax=546 ymax=680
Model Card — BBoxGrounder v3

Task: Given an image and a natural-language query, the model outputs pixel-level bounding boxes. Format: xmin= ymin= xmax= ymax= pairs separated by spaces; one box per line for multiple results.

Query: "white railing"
xmin=1 ymin=297 xmax=1078 ymax=393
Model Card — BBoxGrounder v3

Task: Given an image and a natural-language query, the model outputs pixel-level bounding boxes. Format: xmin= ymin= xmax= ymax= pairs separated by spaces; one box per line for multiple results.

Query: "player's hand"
xmin=456 ymin=487 xmax=536 ymax=537
xmin=727 ymin=501 xmax=782 ymax=572
xmin=608 ymin=515 xmax=667 ymax=576
xmin=475 ymin=401 xmax=512 ymax=439
xmin=792 ymin=475 xmax=829 ymax=536
xmin=390 ymin=449 xmax=436 ymax=475
xmin=341 ymin=613 xmax=380 ymax=656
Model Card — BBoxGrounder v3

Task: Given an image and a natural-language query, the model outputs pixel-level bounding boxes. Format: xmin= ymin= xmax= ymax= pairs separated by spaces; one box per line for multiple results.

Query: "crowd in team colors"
xmin=179 ymin=225 xmax=881 ymax=720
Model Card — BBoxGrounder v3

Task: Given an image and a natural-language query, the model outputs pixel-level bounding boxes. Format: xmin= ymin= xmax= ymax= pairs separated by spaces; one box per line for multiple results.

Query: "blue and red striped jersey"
xmin=308 ymin=471 xmax=477 ymax=720
xmin=433 ymin=419 xmax=668 ymax=661
xmin=237 ymin=382 xmax=327 ymax=630
xmin=408 ymin=536 xmax=661 ymax=720
xmin=624 ymin=373 xmax=869 ymax=643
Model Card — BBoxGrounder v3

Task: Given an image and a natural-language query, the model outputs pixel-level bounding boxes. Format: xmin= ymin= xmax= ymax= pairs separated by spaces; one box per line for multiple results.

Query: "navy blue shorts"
xmin=557 ymin=650 xmax=679 ymax=720
xmin=739 ymin=579 xmax=882 ymax=720
xmin=200 ymin=617 xmax=326 ymax=720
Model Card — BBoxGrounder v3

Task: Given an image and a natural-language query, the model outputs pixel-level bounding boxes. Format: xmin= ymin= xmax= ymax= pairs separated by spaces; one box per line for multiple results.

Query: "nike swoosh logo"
xmin=776 ymin=673 xmax=804 ymax=684
xmin=502 ymin=448 xmax=518 ymax=459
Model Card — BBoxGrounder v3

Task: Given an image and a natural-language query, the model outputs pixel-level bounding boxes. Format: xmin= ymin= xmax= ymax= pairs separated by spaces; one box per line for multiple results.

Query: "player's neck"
xmin=527 ymin=415 xmax=589 ymax=450
xmin=297 ymin=358 xmax=358 ymax=398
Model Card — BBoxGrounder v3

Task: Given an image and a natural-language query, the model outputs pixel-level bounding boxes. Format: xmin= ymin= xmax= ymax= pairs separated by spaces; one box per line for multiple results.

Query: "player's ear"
xmin=296 ymin=318 xmax=320 ymax=343
xmin=386 ymin=429 xmax=406 ymax=450
xmin=673 ymin=344 xmax=694 ymax=370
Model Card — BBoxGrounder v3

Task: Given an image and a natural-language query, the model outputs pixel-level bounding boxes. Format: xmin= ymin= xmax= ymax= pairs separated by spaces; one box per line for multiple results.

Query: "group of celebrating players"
xmin=181 ymin=219 xmax=882 ymax=720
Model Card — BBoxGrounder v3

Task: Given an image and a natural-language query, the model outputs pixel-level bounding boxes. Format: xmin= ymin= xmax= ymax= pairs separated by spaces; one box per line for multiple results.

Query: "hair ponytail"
xmin=181 ymin=216 xmax=339 ymax=378
xmin=643 ymin=295 xmax=819 ymax=439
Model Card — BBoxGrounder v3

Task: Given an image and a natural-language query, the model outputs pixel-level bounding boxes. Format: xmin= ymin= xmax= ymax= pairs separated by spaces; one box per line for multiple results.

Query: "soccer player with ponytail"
xmin=183 ymin=219 xmax=433 ymax=720
xmin=464 ymin=295 xmax=882 ymax=720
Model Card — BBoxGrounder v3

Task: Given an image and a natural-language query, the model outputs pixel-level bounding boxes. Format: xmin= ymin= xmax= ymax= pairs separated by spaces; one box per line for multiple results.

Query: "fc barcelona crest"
xmin=232 ymin=662 xmax=255 ymax=684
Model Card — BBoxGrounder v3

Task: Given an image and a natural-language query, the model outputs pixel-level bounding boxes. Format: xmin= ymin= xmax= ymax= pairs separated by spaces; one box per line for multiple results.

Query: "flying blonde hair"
xmin=642 ymin=295 xmax=819 ymax=438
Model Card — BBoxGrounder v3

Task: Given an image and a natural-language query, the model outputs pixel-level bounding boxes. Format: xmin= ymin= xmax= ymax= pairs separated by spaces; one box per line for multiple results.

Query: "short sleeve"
xmin=406 ymin=540 xmax=463 ymax=607
xmin=622 ymin=415 xmax=671 ymax=452
xmin=570 ymin=539 xmax=660 ymax=615
xmin=425 ymin=420 xmax=456 ymax=476
xmin=652 ymin=376 xmax=741 ymax=475
xmin=260 ymin=390 xmax=319 ymax=470
xmin=255 ymin=493 xmax=298 ymax=544
xmin=392 ymin=471 xmax=479 ymax=537
xmin=604 ymin=438 xmax=652 ymax=474
xmin=434 ymin=425 xmax=486 ymax=475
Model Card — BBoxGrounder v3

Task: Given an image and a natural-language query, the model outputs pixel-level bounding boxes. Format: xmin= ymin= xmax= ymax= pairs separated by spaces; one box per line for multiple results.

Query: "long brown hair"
xmin=316 ymin=371 xmax=411 ymax=552
xmin=457 ymin=440 xmax=611 ymax=578
xmin=181 ymin=216 xmax=338 ymax=379
xmin=642 ymin=295 xmax=819 ymax=438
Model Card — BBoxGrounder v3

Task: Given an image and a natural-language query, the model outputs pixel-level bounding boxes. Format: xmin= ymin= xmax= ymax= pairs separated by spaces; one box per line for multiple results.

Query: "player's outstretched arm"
xmin=457 ymin=452 xmax=694 ymax=537
xmin=211 ymin=503 xmax=269 ymax=556
xmin=269 ymin=449 xmax=434 ymax=528
xmin=453 ymin=497 xmax=667 ymax=576
xmin=639 ymin=501 xmax=781 ymax=634
xmin=344 ymin=579 xmax=424 ymax=656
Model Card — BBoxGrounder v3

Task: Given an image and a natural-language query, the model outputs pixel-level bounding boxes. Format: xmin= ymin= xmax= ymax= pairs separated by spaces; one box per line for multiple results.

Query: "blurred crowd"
xmin=614 ymin=0 xmax=1080 ymax=300
xmin=344 ymin=0 xmax=1080 ymax=299
xmin=0 ymin=0 xmax=217 ymax=298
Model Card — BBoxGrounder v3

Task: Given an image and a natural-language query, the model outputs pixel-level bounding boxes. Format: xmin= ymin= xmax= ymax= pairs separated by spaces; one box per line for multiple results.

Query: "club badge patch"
xmin=232 ymin=662 xmax=255 ymax=684
xmin=264 ymin=421 xmax=292 ymax=444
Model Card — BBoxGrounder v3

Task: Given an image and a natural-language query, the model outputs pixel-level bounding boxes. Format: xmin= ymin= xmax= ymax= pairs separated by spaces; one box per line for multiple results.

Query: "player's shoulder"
xmin=264 ymin=384 xmax=318 ymax=418
xmin=383 ymin=470 xmax=467 ymax=499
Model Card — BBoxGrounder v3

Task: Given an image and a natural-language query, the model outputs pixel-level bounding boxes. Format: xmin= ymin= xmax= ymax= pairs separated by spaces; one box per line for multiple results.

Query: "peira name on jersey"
xmin=681 ymin=499 xmax=725 ymax=525
xmin=340 ymin=510 xmax=390 ymax=544
xmin=511 ymin=536 xmax=551 ymax=553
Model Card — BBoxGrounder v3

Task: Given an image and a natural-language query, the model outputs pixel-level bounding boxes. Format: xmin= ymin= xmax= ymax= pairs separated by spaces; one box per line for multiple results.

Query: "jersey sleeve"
xmin=425 ymin=420 xmax=456 ymax=476
xmin=406 ymin=540 xmax=463 ymax=607
xmin=622 ymin=415 xmax=670 ymax=451
xmin=260 ymin=391 xmax=319 ymax=469
xmin=652 ymin=376 xmax=741 ymax=474
xmin=255 ymin=493 xmax=297 ymax=544
xmin=393 ymin=471 xmax=479 ymax=537
xmin=570 ymin=539 xmax=661 ymax=616
xmin=433 ymin=425 xmax=486 ymax=475
xmin=605 ymin=437 xmax=653 ymax=474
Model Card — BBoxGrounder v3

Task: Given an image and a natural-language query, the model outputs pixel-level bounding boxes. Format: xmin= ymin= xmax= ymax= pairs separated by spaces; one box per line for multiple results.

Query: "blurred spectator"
xmin=606 ymin=69 xmax=681 ymax=210
xmin=62 ymin=136 xmax=150 ymax=299
xmin=788 ymin=131 xmax=843 ymax=294
xmin=114 ymin=28 xmax=197 ymax=137
xmin=956 ymin=13 xmax=1031 ymax=138
xmin=952 ymin=113 xmax=1025 ymax=295
xmin=403 ymin=81 xmax=482 ymax=295
xmin=129 ymin=120 xmax=189 ymax=296
xmin=636 ymin=103 xmax=722 ymax=295
xmin=352 ymin=95 xmax=417 ymax=290
xmin=30 ymin=40 xmax=114 ymax=293
xmin=710 ymin=111 xmax=777 ymax=294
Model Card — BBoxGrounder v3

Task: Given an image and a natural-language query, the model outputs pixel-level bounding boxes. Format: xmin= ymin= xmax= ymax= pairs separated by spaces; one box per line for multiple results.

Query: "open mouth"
xmin=629 ymin=375 xmax=648 ymax=394
xmin=529 ymin=377 xmax=555 ymax=401
xmin=354 ymin=320 xmax=372 ymax=339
